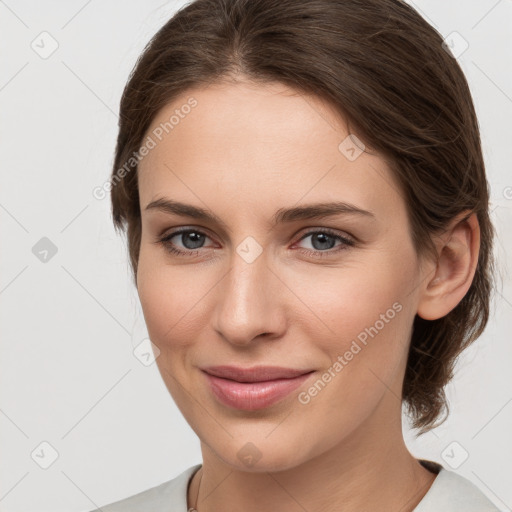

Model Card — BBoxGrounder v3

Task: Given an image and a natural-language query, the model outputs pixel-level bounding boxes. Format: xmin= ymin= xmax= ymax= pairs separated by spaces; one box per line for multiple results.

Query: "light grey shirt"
xmin=89 ymin=461 xmax=501 ymax=511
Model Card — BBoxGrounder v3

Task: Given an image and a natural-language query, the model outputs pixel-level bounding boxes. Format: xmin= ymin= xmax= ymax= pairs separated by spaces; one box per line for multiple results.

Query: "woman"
xmin=91 ymin=0 xmax=499 ymax=510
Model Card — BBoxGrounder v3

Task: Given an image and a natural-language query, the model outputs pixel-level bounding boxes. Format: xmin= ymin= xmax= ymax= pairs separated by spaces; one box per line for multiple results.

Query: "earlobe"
xmin=417 ymin=212 xmax=480 ymax=321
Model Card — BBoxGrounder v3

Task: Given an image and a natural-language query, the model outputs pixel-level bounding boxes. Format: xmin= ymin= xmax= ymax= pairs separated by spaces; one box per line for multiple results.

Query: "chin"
xmin=208 ymin=434 xmax=314 ymax=473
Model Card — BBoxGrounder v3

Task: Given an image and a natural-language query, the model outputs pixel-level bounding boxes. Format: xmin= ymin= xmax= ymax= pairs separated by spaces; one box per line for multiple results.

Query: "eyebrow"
xmin=144 ymin=197 xmax=375 ymax=229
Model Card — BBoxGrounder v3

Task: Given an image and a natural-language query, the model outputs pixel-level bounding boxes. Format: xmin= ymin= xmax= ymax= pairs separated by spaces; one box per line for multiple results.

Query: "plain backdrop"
xmin=0 ymin=1 xmax=511 ymax=511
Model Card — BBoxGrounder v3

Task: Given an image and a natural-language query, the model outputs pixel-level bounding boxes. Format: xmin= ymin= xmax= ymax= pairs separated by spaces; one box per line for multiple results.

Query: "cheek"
xmin=289 ymin=248 xmax=416 ymax=394
xmin=136 ymin=257 xmax=206 ymax=410
xmin=287 ymin=257 xmax=410 ymax=344
xmin=136 ymin=252 xmax=205 ymax=351
xmin=292 ymin=268 xmax=413 ymax=440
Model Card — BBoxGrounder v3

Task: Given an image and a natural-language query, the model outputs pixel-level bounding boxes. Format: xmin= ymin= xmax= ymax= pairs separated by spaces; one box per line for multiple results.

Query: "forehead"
xmin=141 ymin=79 xmax=344 ymax=165
xmin=137 ymin=80 xmax=404 ymax=222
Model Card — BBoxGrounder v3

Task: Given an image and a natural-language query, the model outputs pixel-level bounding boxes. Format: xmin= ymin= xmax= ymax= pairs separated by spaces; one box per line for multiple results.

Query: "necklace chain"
xmin=187 ymin=467 xmax=202 ymax=512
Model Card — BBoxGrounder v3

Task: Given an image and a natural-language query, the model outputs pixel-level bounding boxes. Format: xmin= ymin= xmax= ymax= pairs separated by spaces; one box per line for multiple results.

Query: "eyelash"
xmin=155 ymin=227 xmax=355 ymax=259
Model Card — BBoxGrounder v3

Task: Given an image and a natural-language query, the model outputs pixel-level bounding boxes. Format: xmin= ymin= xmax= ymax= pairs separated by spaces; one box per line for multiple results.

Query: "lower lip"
xmin=203 ymin=371 xmax=314 ymax=410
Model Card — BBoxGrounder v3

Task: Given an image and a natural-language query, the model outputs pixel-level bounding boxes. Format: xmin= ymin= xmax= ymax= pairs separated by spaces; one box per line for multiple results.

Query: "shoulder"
xmin=414 ymin=465 xmax=501 ymax=511
xmin=87 ymin=464 xmax=201 ymax=512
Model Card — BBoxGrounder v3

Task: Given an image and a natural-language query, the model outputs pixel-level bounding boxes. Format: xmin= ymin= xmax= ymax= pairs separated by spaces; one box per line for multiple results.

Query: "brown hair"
xmin=110 ymin=0 xmax=496 ymax=433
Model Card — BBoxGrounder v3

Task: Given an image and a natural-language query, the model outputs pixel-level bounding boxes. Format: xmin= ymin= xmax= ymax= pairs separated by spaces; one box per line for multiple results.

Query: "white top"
xmin=89 ymin=461 xmax=501 ymax=511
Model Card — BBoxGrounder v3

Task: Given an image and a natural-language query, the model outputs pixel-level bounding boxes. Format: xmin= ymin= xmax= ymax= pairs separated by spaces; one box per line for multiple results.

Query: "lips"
xmin=201 ymin=365 xmax=313 ymax=382
xmin=201 ymin=365 xmax=315 ymax=410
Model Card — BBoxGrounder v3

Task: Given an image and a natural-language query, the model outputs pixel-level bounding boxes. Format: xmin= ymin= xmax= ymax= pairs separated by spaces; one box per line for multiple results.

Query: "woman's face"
xmin=136 ymin=80 xmax=429 ymax=471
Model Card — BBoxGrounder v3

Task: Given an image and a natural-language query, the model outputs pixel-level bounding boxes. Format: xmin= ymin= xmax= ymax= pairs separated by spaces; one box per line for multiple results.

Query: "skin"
xmin=136 ymin=79 xmax=480 ymax=512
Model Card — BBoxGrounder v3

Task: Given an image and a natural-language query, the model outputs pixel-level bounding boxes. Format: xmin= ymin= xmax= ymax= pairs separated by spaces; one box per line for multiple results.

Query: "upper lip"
xmin=201 ymin=365 xmax=314 ymax=383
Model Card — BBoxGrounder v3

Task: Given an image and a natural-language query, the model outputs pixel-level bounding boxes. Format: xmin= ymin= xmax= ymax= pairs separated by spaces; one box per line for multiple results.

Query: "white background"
xmin=0 ymin=1 xmax=511 ymax=511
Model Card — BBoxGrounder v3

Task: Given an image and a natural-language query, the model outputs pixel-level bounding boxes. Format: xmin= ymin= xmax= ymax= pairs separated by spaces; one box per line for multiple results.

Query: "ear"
xmin=416 ymin=211 xmax=480 ymax=321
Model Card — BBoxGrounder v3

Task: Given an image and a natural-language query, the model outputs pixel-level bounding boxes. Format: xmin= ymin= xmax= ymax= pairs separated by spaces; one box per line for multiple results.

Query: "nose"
xmin=212 ymin=247 xmax=287 ymax=346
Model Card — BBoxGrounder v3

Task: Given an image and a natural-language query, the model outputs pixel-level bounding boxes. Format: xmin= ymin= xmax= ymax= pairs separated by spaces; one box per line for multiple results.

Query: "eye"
xmin=157 ymin=228 xmax=214 ymax=257
xmin=293 ymin=229 xmax=355 ymax=258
